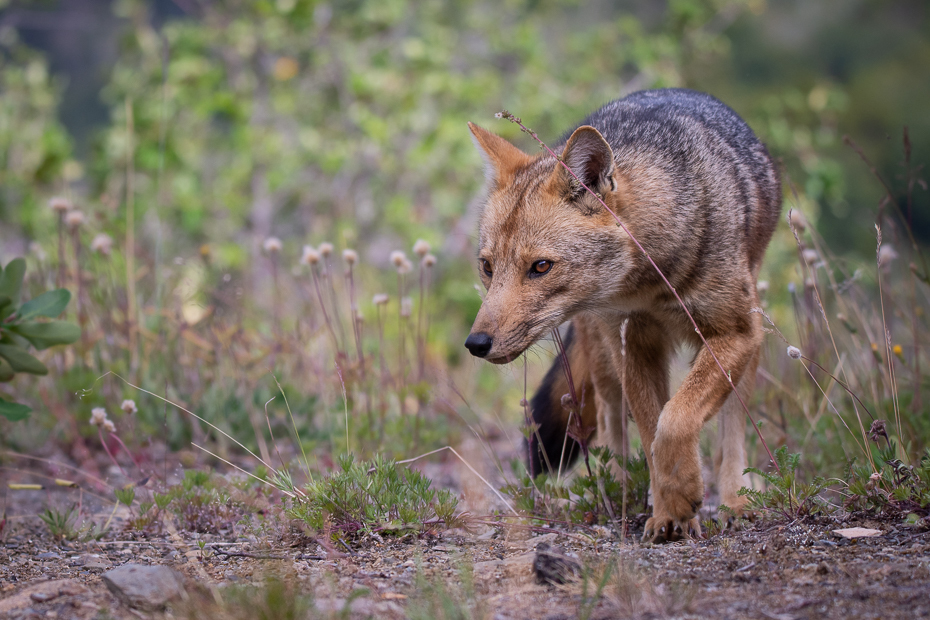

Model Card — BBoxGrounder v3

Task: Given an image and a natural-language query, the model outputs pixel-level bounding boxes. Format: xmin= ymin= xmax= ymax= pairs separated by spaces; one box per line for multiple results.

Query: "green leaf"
xmin=0 ymin=396 xmax=31 ymax=421
xmin=0 ymin=296 xmax=12 ymax=321
xmin=0 ymin=356 xmax=14 ymax=382
xmin=8 ymin=321 xmax=80 ymax=350
xmin=0 ymin=344 xmax=48 ymax=375
xmin=0 ymin=258 xmax=26 ymax=308
xmin=15 ymin=289 xmax=71 ymax=322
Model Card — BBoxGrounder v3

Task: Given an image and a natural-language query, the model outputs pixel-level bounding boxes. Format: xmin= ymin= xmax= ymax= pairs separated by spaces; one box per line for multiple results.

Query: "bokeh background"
xmin=1 ymin=0 xmax=928 ymax=483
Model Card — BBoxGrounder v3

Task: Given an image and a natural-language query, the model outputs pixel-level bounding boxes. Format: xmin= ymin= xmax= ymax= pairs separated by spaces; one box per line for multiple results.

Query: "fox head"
xmin=464 ymin=123 xmax=637 ymax=363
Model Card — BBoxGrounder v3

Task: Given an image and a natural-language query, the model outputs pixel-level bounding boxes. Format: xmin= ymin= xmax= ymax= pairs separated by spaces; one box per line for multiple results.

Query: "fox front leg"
xmin=647 ymin=324 xmax=761 ymax=542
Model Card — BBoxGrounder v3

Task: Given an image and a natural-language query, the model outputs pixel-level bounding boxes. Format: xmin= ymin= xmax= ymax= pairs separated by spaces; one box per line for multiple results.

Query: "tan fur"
xmin=465 ymin=90 xmax=781 ymax=542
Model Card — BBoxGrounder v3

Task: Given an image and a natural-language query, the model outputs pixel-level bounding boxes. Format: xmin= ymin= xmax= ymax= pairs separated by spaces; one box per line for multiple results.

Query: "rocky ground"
xmin=2 ymin=439 xmax=930 ymax=619
xmin=2 ymin=508 xmax=929 ymax=619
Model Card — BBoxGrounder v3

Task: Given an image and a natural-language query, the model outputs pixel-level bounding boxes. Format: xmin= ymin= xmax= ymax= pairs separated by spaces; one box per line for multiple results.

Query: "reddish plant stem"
xmin=500 ymin=111 xmax=778 ymax=472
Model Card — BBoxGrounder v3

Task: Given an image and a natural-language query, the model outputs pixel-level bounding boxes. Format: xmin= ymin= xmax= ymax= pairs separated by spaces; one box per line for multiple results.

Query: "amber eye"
xmin=530 ymin=260 xmax=552 ymax=276
xmin=480 ymin=259 xmax=493 ymax=278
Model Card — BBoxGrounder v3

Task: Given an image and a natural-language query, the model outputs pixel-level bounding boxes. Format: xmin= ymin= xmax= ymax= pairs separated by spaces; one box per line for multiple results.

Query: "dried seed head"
xmin=90 ymin=407 xmax=108 ymax=427
xmin=788 ymin=209 xmax=807 ymax=232
xmin=263 ymin=236 xmax=283 ymax=254
xmin=400 ymin=296 xmax=413 ymax=317
xmin=413 ymin=239 xmax=430 ymax=257
xmin=868 ymin=419 xmax=888 ymax=443
xmin=878 ymin=244 xmax=898 ymax=268
xmin=342 ymin=249 xmax=358 ymax=265
xmin=398 ymin=258 xmax=413 ymax=275
xmin=120 ymin=399 xmax=138 ymax=414
xmin=91 ymin=233 xmax=114 ymax=256
xmin=560 ymin=393 xmax=574 ymax=409
xmin=787 ymin=345 xmax=802 ymax=360
xmin=519 ymin=398 xmax=528 ymax=408
xmin=300 ymin=245 xmax=320 ymax=265
xmin=801 ymin=248 xmax=819 ymax=265
xmin=49 ymin=197 xmax=72 ymax=213
xmin=422 ymin=254 xmax=437 ymax=268
xmin=390 ymin=250 xmax=407 ymax=268
xmin=65 ymin=210 xmax=85 ymax=230
xmin=318 ymin=242 xmax=334 ymax=257
xmin=102 ymin=419 xmax=116 ymax=433
xmin=373 ymin=293 xmax=389 ymax=306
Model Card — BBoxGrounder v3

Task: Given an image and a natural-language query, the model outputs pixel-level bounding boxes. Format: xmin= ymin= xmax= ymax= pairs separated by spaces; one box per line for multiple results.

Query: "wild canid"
xmin=464 ymin=89 xmax=781 ymax=542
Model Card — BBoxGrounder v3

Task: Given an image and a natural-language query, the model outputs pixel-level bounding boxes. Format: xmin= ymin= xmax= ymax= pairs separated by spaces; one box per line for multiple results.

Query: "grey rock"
xmin=533 ymin=543 xmax=580 ymax=585
xmin=102 ymin=564 xmax=186 ymax=611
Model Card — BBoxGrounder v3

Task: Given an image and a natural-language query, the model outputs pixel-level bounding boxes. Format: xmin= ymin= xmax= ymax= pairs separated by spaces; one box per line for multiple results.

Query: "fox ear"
xmin=468 ymin=122 xmax=533 ymax=185
xmin=559 ymin=126 xmax=615 ymax=198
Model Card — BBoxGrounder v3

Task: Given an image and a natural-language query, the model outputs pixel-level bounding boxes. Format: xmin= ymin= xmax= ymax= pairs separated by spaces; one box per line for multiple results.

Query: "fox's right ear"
xmin=468 ymin=122 xmax=532 ymax=185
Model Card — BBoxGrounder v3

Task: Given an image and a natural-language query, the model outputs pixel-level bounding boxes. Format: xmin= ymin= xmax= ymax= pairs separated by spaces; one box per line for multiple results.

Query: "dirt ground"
xmin=2 ymin=443 xmax=930 ymax=619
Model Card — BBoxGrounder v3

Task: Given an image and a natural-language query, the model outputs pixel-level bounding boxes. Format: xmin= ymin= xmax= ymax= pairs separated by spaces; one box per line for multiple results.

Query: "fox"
xmin=464 ymin=88 xmax=781 ymax=543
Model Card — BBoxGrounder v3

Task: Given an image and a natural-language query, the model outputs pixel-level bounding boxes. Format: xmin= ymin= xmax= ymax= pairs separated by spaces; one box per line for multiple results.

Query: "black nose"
xmin=464 ymin=332 xmax=493 ymax=358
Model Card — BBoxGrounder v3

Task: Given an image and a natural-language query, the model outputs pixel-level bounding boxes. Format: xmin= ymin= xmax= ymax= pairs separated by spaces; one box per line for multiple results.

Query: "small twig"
xmin=210 ymin=547 xmax=287 ymax=560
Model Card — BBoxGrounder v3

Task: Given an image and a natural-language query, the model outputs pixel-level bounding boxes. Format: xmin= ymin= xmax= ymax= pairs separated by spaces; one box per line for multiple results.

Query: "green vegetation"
xmin=0 ymin=257 xmax=80 ymax=420
xmin=282 ymin=453 xmax=463 ymax=538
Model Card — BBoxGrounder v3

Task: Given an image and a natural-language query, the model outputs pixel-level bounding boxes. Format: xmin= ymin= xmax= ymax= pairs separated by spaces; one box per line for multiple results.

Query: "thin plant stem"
xmin=309 ymin=266 xmax=340 ymax=356
xmin=499 ymin=111 xmax=779 ymax=473
xmin=125 ymin=97 xmax=138 ymax=375
xmin=876 ymin=226 xmax=902 ymax=444
xmin=345 ymin=263 xmax=372 ymax=432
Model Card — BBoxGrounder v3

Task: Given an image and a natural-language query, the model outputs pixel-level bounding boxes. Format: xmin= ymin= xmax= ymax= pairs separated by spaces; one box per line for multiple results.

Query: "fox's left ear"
xmin=557 ymin=126 xmax=616 ymax=198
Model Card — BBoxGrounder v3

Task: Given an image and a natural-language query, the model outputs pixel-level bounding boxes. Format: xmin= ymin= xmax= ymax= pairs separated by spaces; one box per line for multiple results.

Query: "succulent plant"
xmin=0 ymin=258 xmax=80 ymax=421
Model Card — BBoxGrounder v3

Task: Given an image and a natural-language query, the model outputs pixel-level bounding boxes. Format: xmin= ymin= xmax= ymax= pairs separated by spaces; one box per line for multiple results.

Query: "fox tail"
xmin=527 ymin=324 xmax=597 ymax=477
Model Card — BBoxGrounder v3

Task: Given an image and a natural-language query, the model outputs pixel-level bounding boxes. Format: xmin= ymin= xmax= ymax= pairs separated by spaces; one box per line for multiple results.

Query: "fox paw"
xmin=643 ymin=513 xmax=702 ymax=543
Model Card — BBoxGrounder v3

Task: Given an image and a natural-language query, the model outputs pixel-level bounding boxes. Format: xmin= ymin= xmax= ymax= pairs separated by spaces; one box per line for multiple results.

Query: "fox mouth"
xmin=486 ymin=351 xmax=522 ymax=364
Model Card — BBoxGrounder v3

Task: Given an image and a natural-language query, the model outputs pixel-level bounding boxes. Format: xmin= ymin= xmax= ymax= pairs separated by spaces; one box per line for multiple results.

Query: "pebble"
xmin=102 ymin=564 xmax=186 ymax=611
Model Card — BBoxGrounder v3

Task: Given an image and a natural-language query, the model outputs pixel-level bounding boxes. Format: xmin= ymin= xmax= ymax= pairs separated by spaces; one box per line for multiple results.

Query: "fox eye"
xmin=479 ymin=259 xmax=493 ymax=278
xmin=530 ymin=260 xmax=552 ymax=277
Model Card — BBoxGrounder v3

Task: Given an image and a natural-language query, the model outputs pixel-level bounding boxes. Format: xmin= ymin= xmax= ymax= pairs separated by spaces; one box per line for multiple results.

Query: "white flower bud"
xmin=342 ymin=249 xmax=358 ymax=265
xmin=422 ymin=254 xmax=437 ymax=268
xmin=120 ymin=399 xmax=138 ymax=414
xmin=878 ymin=245 xmax=898 ymax=268
xmin=757 ymin=280 xmax=769 ymax=294
xmin=91 ymin=233 xmax=114 ymax=256
xmin=390 ymin=250 xmax=406 ymax=268
xmin=413 ymin=239 xmax=430 ymax=257
xmin=318 ymin=242 xmax=333 ymax=257
xmin=801 ymin=249 xmax=819 ymax=265
xmin=90 ymin=407 xmax=108 ymax=427
xmin=65 ymin=210 xmax=85 ymax=230
xmin=788 ymin=209 xmax=807 ymax=232
xmin=102 ymin=419 xmax=116 ymax=433
xmin=373 ymin=293 xmax=389 ymax=306
xmin=49 ymin=197 xmax=73 ymax=213
xmin=300 ymin=245 xmax=320 ymax=265
xmin=263 ymin=236 xmax=283 ymax=254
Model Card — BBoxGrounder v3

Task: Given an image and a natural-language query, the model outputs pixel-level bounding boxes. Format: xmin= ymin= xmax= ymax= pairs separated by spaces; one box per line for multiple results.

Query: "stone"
xmin=533 ymin=543 xmax=580 ymax=585
xmin=832 ymin=527 xmax=883 ymax=539
xmin=102 ymin=564 xmax=186 ymax=611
